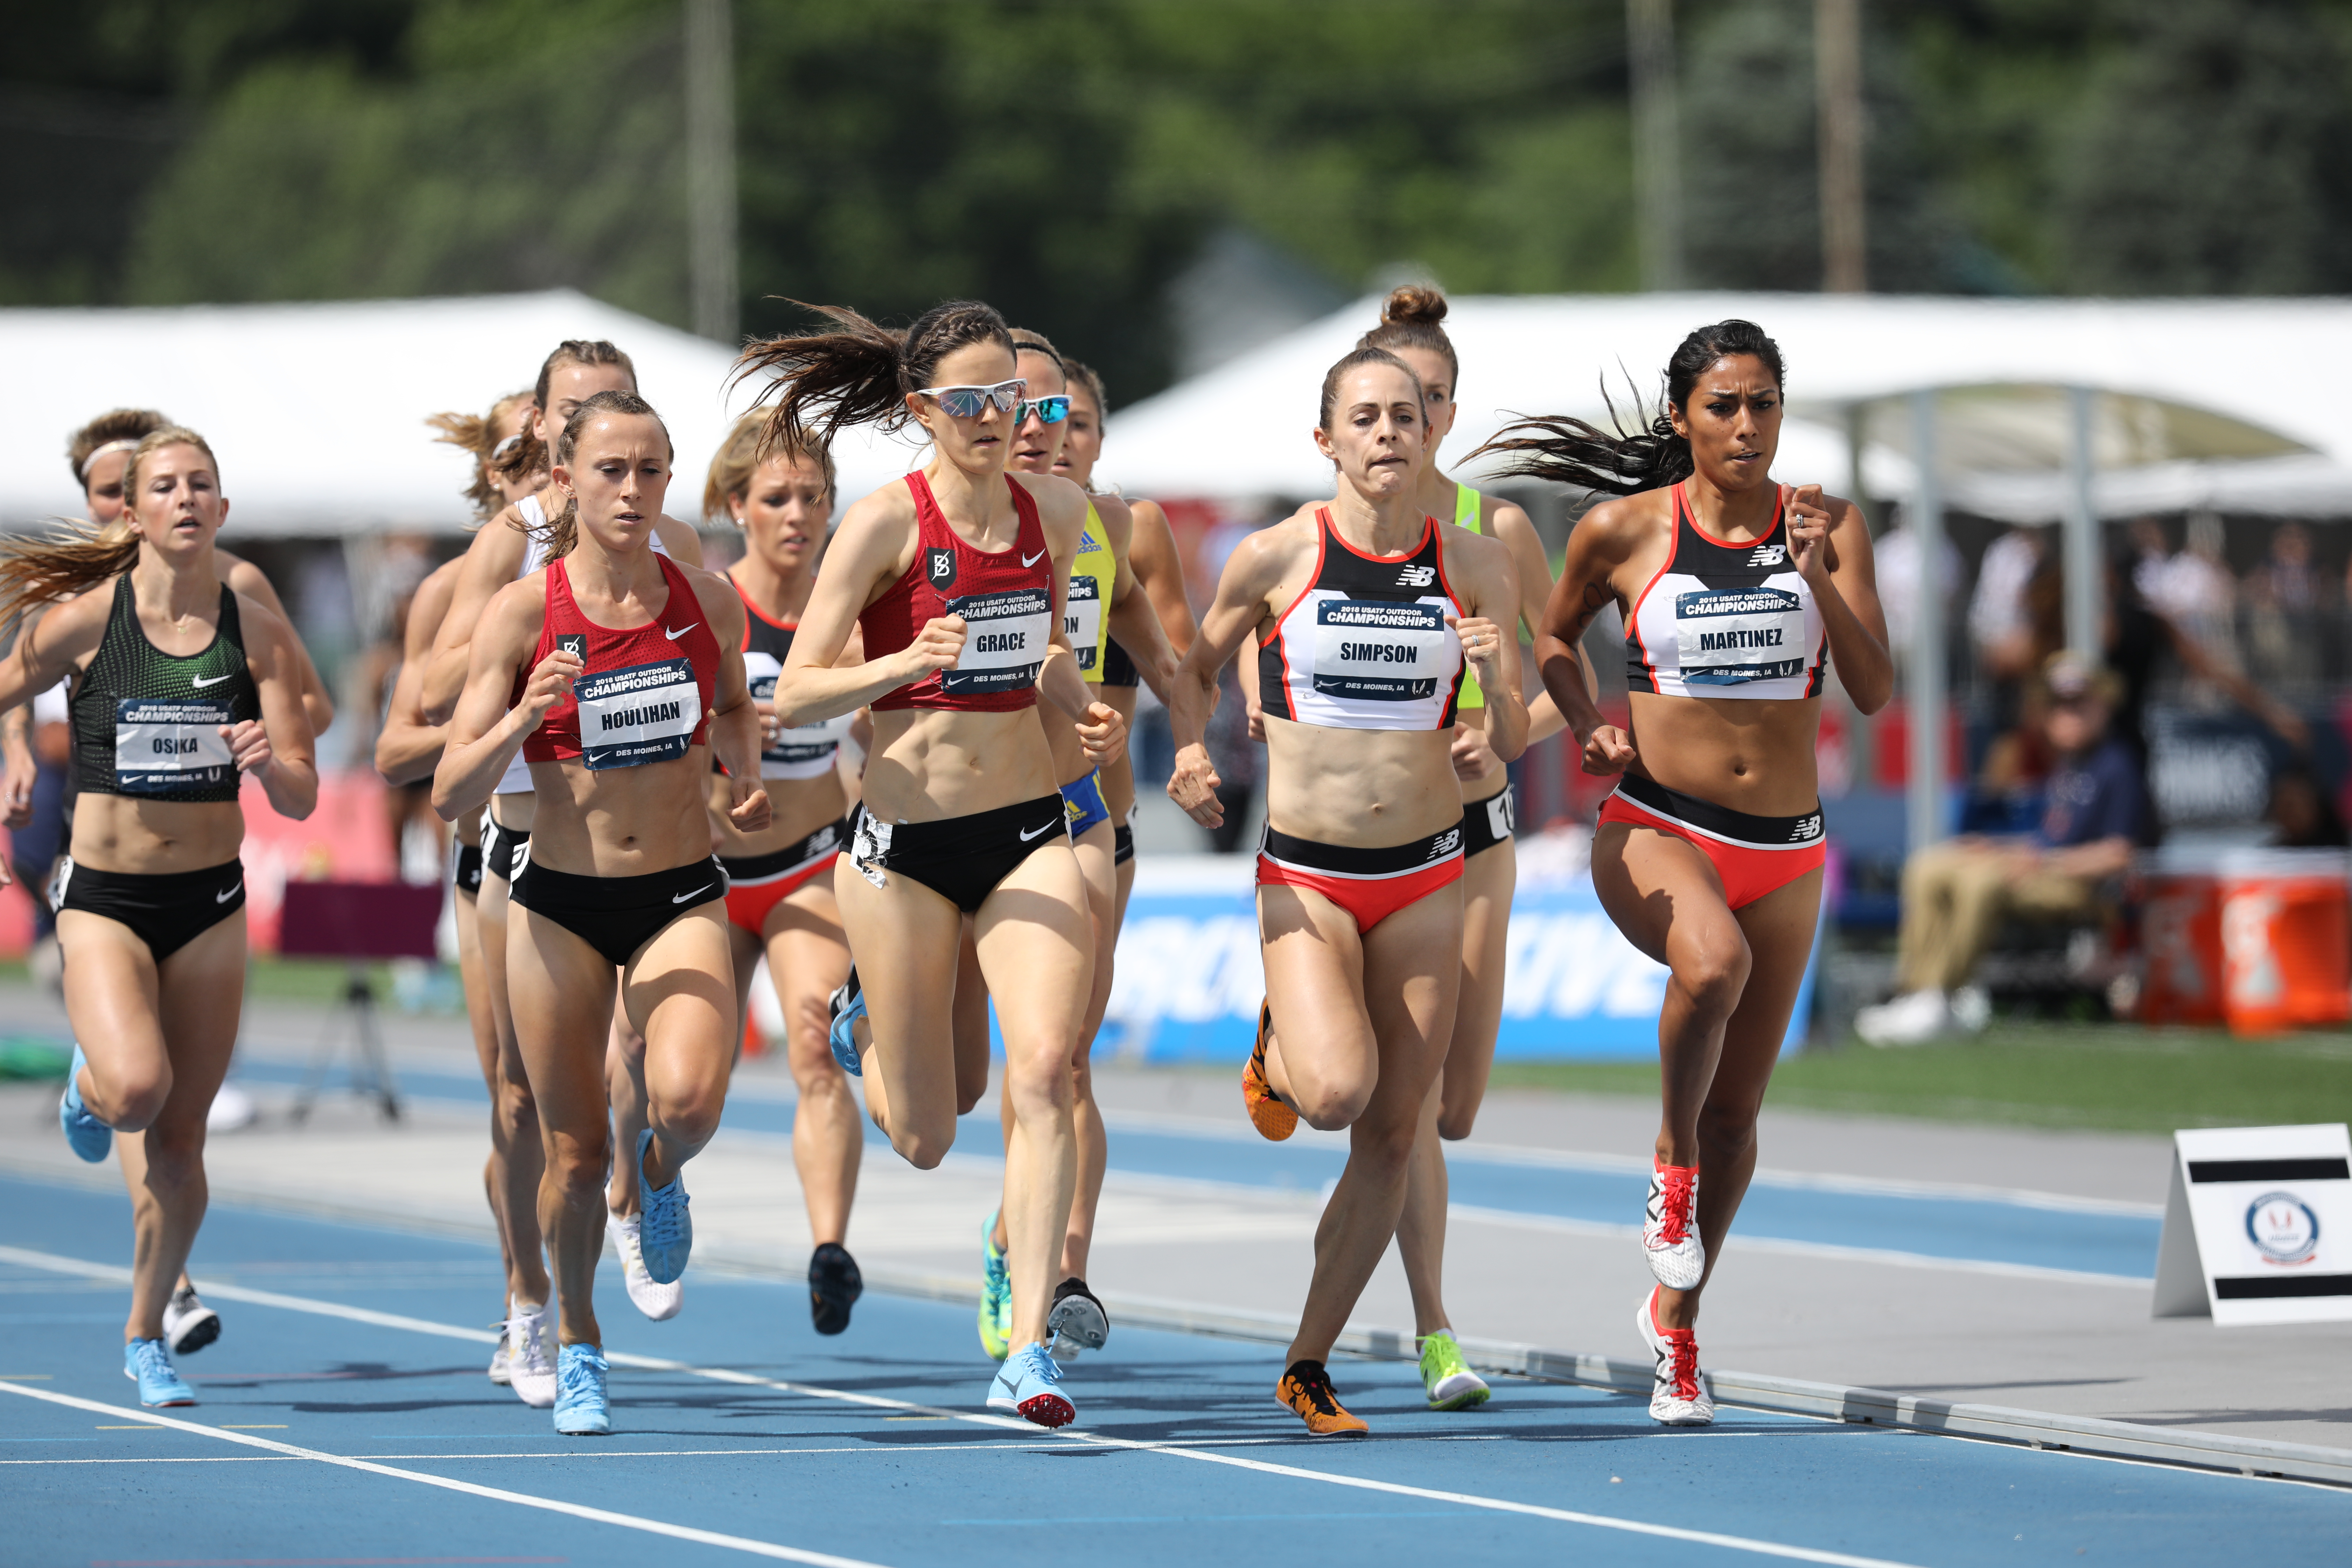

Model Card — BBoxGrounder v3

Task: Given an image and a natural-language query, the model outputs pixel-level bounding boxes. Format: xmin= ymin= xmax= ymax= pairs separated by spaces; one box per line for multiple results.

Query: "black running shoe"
xmin=809 ymin=1242 xmax=863 ymax=1336
xmin=1046 ymin=1276 xmax=1108 ymax=1361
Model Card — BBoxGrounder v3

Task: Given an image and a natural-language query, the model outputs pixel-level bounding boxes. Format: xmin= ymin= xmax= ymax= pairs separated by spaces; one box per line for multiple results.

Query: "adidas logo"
xmin=1748 ymin=544 xmax=1787 ymax=567
xmin=1397 ymin=564 xmax=1436 ymax=588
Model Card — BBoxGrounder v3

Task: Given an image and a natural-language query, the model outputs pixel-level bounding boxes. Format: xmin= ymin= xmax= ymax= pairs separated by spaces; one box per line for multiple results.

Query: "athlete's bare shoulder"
xmin=653 ymin=512 xmax=705 ymax=566
xmin=1568 ymin=489 xmax=1672 ymax=565
xmin=29 ymin=577 xmax=120 ymax=665
xmin=481 ymin=570 xmax=550 ymax=651
xmin=1009 ymin=469 xmax=1089 ymax=535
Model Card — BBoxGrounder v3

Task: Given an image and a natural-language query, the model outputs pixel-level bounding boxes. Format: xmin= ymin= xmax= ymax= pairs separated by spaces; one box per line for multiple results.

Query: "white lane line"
xmin=0 ymin=1245 xmax=1924 ymax=1567
xmin=0 ymin=1244 xmax=499 ymax=1345
xmin=0 ymin=1434 xmax=1521 ymax=1466
xmin=0 ymin=1382 xmax=892 ymax=1568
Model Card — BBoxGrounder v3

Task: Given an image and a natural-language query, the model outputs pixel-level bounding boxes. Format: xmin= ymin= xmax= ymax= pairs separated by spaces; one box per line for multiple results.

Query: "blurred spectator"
xmin=2138 ymin=511 xmax=2237 ymax=681
xmin=1856 ymin=655 xmax=2144 ymax=1047
xmin=1968 ymin=524 xmax=2045 ymax=670
xmin=2242 ymin=520 xmax=2329 ymax=688
xmin=1872 ymin=506 xmax=1963 ymax=653
xmin=2266 ymin=765 xmax=2349 ymax=849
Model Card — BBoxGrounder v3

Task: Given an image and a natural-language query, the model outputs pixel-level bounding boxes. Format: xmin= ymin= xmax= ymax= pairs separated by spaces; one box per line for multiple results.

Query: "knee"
xmin=1676 ymin=931 xmax=1752 ymax=1018
xmin=498 ymin=1074 xmax=539 ymax=1134
xmin=1697 ymin=1097 xmax=1761 ymax=1157
xmin=94 ymin=1063 xmax=172 ymax=1132
xmin=1435 ymin=1100 xmax=1479 ymax=1142
xmin=1354 ymin=1112 xmax=1420 ymax=1169
xmin=953 ymin=1078 xmax=986 ymax=1118
xmin=1295 ymin=1078 xmax=1372 ymax=1133
xmin=889 ymin=1118 xmax=955 ymax=1171
xmin=136 ymin=1128 xmax=205 ymax=1190
xmin=1004 ymin=1045 xmax=1077 ymax=1116
xmin=544 ymin=1129 xmax=609 ymax=1203
xmin=653 ymin=1086 xmax=724 ymax=1151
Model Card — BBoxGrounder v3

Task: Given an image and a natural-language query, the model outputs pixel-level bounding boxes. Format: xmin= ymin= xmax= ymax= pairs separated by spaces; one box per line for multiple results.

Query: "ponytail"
xmin=733 ymin=298 xmax=1014 ymax=462
xmin=426 ymin=389 xmax=535 ymax=522
xmin=0 ymin=425 xmax=221 ymax=618
xmin=1357 ymin=283 xmax=1458 ymax=388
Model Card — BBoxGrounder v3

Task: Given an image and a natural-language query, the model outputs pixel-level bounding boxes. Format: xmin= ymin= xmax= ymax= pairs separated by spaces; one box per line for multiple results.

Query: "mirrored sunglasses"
xmin=917 ymin=378 xmax=1027 ymax=420
xmin=1015 ymin=395 xmax=1072 ymax=426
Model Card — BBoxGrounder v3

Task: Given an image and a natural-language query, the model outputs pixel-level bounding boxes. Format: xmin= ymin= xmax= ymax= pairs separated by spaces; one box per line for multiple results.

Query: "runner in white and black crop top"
xmin=1257 ymin=508 xmax=1466 ymax=732
xmin=1624 ymin=482 xmax=1828 ymax=700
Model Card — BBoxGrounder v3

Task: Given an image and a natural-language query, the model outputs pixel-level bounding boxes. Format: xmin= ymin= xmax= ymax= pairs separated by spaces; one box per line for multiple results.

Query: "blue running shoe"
xmin=826 ymin=967 xmax=866 ymax=1077
xmin=123 ymin=1338 xmax=194 ymax=1407
xmin=978 ymin=1210 xmax=1012 ymax=1361
xmin=635 ymin=1127 xmax=693 ymax=1286
xmin=987 ymin=1342 xmax=1075 ymax=1429
xmin=553 ymin=1343 xmax=610 ymax=1436
xmin=59 ymin=1045 xmax=111 ymax=1163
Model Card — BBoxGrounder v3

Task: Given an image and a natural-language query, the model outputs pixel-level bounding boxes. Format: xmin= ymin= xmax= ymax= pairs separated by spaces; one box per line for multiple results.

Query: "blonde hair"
xmin=702 ymin=412 xmax=835 ymax=522
xmin=1 ymin=427 xmax=221 ymax=617
xmin=427 ymin=390 xmax=537 ymax=522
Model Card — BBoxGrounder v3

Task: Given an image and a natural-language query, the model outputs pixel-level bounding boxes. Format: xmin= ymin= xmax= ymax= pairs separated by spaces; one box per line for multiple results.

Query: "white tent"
xmin=1095 ymin=291 xmax=2352 ymax=520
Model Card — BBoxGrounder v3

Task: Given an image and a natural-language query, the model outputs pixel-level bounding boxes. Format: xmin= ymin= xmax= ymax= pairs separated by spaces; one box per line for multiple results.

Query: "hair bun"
xmin=1381 ymin=283 xmax=1448 ymax=328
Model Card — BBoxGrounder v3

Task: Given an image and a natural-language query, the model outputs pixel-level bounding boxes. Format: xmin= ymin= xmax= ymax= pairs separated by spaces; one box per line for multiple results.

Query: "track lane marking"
xmin=0 ymin=1382 xmax=892 ymax=1568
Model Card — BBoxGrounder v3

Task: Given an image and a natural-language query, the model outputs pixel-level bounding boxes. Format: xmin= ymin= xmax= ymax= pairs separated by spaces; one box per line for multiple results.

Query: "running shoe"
xmin=609 ymin=1210 xmax=684 ymax=1321
xmin=162 ymin=1285 xmax=220 ymax=1357
xmin=826 ymin=967 xmax=866 ymax=1077
xmin=1418 ymin=1330 xmax=1490 ymax=1411
xmin=1854 ymin=987 xmax=1950 ymax=1048
xmin=122 ymin=1338 xmax=194 ymax=1408
xmin=977 ymin=1211 xmax=1012 ymax=1361
xmin=487 ymin=1321 xmax=511 ymax=1386
xmin=1636 ymin=1287 xmax=1714 ymax=1426
xmin=553 ymin=1342 xmax=610 ymax=1437
xmin=634 ymin=1127 xmax=693 ymax=1286
xmin=987 ymin=1342 xmax=1075 ymax=1429
xmin=1642 ymin=1158 xmax=1705 ymax=1290
xmin=58 ymin=1044 xmax=111 ymax=1163
xmin=1046 ymin=1276 xmax=1108 ymax=1362
xmin=1241 ymin=1000 xmax=1296 ymax=1142
xmin=809 ymin=1242 xmax=862 ymax=1336
xmin=506 ymin=1302 xmax=558 ymax=1409
xmin=1275 ymin=1358 xmax=1367 ymax=1436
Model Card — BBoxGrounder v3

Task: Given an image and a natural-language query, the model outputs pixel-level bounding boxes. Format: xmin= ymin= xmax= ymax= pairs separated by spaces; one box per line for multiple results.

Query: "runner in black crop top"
xmin=71 ymin=576 xmax=260 ymax=803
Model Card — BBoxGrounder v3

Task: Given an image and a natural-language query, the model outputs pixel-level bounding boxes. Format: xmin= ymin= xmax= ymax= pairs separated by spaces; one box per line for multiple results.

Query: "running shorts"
xmin=1255 ymin=820 xmax=1465 ymax=933
xmin=1597 ymin=774 xmax=1825 ymax=910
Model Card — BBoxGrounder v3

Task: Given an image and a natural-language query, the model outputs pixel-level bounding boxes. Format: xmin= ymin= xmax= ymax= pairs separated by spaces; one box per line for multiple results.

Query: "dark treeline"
xmin=7 ymin=0 xmax=2352 ymax=401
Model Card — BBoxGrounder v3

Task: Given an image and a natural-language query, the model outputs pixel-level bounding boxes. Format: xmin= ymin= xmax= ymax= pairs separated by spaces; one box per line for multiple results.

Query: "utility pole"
xmin=1628 ymin=0 xmax=1684 ymax=292
xmin=1815 ymin=0 xmax=1867 ymax=293
xmin=685 ymin=0 xmax=738 ymax=343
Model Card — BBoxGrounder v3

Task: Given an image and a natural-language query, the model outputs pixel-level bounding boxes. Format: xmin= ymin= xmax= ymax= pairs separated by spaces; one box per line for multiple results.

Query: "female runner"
xmin=742 ymin=298 xmax=1119 ymax=1427
xmin=436 ymin=389 xmax=765 ymax=1436
xmin=970 ymin=331 xmax=1178 ymax=1365
xmin=1168 ymin=347 xmax=1525 ymax=1435
xmin=700 ymin=413 xmax=867 ymax=1335
xmin=0 ymin=426 xmax=317 ymax=1406
xmin=1486 ymin=320 xmax=1889 ymax=1424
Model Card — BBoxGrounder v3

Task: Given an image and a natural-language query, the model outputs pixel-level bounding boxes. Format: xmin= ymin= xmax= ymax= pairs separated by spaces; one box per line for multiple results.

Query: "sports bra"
xmin=72 ymin=574 xmax=261 ymax=803
xmin=520 ymin=553 xmax=721 ymax=769
xmin=1624 ymin=482 xmax=1827 ymax=700
xmin=497 ymin=493 xmax=671 ymax=794
xmin=861 ymin=472 xmax=1054 ymax=713
xmin=1065 ymin=500 xmax=1116 ymax=686
xmin=1258 ymin=508 xmax=1465 ymax=732
xmin=734 ymin=577 xmax=853 ymax=780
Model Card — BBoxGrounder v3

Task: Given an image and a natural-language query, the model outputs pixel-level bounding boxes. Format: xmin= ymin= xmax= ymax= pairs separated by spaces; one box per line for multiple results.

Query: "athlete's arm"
xmin=1024 ymin=474 xmax=1126 ymax=770
xmin=374 ymin=561 xmax=461 ymax=786
xmin=1793 ymin=485 xmax=1892 ymax=715
xmin=1099 ymin=498 xmax=1178 ymax=701
xmin=654 ymin=513 xmax=706 ymax=569
xmin=1166 ymin=528 xmax=1288 ymax=829
xmin=0 ymin=611 xmax=44 ymax=828
xmin=230 ymin=596 xmax=320 ymax=821
xmin=1446 ymin=531 xmax=1528 ymax=763
xmin=770 ymin=490 xmax=961 ymax=727
xmin=423 ymin=505 xmax=533 ymax=723
xmin=694 ymin=574 xmax=770 ymax=833
xmin=1537 ymin=495 xmax=1652 ymax=775
xmin=219 ymin=551 xmax=336 ymax=738
xmin=1125 ymin=498 xmax=1198 ymax=658
xmin=433 ymin=579 xmax=578 ymax=820
xmin=0 ymin=592 xmax=104 ymax=715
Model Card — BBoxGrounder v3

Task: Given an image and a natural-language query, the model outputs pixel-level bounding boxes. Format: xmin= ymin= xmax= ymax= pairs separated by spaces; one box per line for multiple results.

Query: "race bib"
xmin=1065 ymin=575 xmax=1103 ymax=673
xmin=1675 ymin=587 xmax=1807 ymax=685
xmin=1309 ymin=597 xmax=1448 ymax=703
xmin=943 ymin=587 xmax=1051 ymax=695
xmin=743 ymin=651 xmax=851 ymax=778
xmin=114 ymin=698 xmax=234 ymax=795
xmin=574 ymin=656 xmax=702 ymax=770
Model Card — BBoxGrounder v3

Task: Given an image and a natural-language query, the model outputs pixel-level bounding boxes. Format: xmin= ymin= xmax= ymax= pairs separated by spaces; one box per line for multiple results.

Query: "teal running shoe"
xmin=826 ymin=968 xmax=866 ymax=1077
xmin=987 ymin=1342 xmax=1074 ymax=1428
xmin=1418 ymin=1329 xmax=1491 ymax=1410
xmin=123 ymin=1337 xmax=194 ymax=1407
xmin=634 ymin=1128 xmax=693 ymax=1286
xmin=59 ymin=1045 xmax=111 ymax=1163
xmin=553 ymin=1342 xmax=610 ymax=1436
xmin=978 ymin=1210 xmax=1012 ymax=1361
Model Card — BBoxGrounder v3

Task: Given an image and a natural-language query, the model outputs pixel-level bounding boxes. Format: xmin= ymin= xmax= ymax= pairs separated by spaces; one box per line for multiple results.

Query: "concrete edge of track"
xmin=6 ymin=1152 xmax=2346 ymax=1490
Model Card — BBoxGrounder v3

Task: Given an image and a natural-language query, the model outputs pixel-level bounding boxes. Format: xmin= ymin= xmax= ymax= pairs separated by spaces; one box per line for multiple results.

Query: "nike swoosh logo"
xmin=1018 ymin=822 xmax=1057 ymax=841
xmin=665 ymin=623 xmax=700 ymax=640
xmin=1022 ymin=550 xmax=1046 ymax=567
xmin=192 ymin=674 xmax=232 ymax=688
xmin=215 ymin=884 xmax=241 ymax=904
xmin=671 ymin=884 xmax=714 ymax=904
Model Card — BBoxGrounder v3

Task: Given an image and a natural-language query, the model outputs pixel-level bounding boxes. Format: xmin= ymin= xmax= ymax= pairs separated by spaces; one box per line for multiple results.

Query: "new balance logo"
xmin=1429 ymin=827 xmax=1462 ymax=859
xmin=1792 ymin=814 xmax=1821 ymax=842
xmin=1748 ymin=544 xmax=1787 ymax=567
xmin=1396 ymin=564 xmax=1436 ymax=588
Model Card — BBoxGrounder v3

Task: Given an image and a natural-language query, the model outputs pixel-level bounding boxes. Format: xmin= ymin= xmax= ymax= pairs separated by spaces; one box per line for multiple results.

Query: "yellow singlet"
xmin=1452 ymin=480 xmax=1486 ymax=711
xmin=1068 ymin=500 xmax=1116 ymax=684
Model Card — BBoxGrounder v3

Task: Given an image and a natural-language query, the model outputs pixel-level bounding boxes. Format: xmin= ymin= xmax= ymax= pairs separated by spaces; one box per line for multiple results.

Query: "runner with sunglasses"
xmin=1482 ymin=320 xmax=1888 ymax=1425
xmin=435 ymin=389 xmax=766 ymax=1436
xmin=741 ymin=299 xmax=1118 ymax=1427
xmin=1168 ymin=347 xmax=1526 ymax=1435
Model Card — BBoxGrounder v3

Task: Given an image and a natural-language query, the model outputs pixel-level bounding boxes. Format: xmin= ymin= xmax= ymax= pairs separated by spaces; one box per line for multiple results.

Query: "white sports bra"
xmin=1257 ymin=509 xmax=1465 ymax=732
xmin=1624 ymin=483 xmax=1827 ymax=701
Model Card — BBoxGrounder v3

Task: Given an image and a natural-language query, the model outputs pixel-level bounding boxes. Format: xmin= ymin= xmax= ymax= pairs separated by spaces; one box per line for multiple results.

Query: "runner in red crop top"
xmin=519 ymin=552 xmax=721 ymax=764
xmin=860 ymin=469 xmax=1056 ymax=713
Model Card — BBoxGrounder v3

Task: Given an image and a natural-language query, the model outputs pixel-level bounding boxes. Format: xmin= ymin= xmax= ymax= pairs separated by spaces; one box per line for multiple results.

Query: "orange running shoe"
xmin=1242 ymin=1001 xmax=1298 ymax=1142
xmin=1276 ymin=1358 xmax=1368 ymax=1436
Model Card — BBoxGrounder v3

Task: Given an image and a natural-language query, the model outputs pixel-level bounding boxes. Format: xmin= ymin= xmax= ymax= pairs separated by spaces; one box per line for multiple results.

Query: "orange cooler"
xmin=2140 ymin=848 xmax=2351 ymax=1034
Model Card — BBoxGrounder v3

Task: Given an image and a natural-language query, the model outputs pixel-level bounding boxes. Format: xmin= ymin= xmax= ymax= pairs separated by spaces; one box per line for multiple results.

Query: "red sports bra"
xmin=521 ymin=554 xmax=722 ymax=769
xmin=861 ymin=471 xmax=1055 ymax=713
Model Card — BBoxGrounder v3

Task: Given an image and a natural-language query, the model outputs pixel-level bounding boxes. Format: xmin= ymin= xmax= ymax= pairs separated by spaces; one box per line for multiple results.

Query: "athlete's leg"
xmin=764 ymin=882 xmax=859 ymax=1244
xmin=1282 ymin=886 xmax=1460 ymax=1366
xmin=975 ymin=843 xmax=1093 ymax=1352
xmin=1255 ymin=885 xmax=1379 ymax=1130
xmin=505 ymin=907 xmax=621 ymax=1348
xmin=832 ymin=857 xmax=966 ymax=1165
xmin=623 ymin=906 xmax=736 ymax=1192
xmin=952 ymin=919 xmax=991 ymax=1115
xmin=1656 ymin=868 xmax=1822 ymax=1330
xmin=603 ymin=999 xmax=650 ymax=1219
xmin=478 ymin=869 xmax=551 ymax=1307
xmin=452 ymin=889 xmax=519 ymax=1312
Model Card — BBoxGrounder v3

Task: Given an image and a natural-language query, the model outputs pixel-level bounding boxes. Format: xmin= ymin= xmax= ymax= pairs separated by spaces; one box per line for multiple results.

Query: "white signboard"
xmin=2152 ymin=1123 xmax=2352 ymax=1326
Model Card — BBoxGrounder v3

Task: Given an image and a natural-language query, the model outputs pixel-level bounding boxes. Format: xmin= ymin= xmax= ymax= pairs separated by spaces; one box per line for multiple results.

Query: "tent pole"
xmin=1907 ymin=389 xmax=1944 ymax=856
xmin=1627 ymin=0 xmax=1685 ymax=292
xmin=685 ymin=0 xmax=739 ymax=344
xmin=2064 ymin=384 xmax=2100 ymax=659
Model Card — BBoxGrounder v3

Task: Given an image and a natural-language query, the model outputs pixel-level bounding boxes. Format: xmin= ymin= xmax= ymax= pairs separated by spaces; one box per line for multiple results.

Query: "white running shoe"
xmin=1948 ymin=983 xmax=1992 ymax=1034
xmin=162 ymin=1286 xmax=220 ymax=1356
xmin=1636 ymin=1288 xmax=1714 ymax=1427
xmin=487 ymin=1321 xmax=511 ymax=1386
xmin=1642 ymin=1160 xmax=1704 ymax=1290
xmin=1855 ymin=988 xmax=1951 ymax=1048
xmin=609 ymin=1212 xmax=683 ymax=1322
xmin=506 ymin=1302 xmax=557 ymax=1408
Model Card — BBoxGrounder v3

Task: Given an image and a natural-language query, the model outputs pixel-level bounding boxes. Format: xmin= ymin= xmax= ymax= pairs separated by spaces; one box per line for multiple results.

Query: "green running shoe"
xmin=978 ymin=1209 xmax=1013 ymax=1361
xmin=1419 ymin=1330 xmax=1490 ymax=1410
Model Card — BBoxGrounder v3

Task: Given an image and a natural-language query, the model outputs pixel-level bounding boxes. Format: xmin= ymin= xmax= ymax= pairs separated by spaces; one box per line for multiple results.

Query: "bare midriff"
xmin=708 ymin=762 xmax=849 ymax=859
xmin=861 ymin=706 xmax=1059 ymax=824
xmin=1262 ymin=716 xmax=1462 ymax=847
xmin=525 ymin=750 xmax=716 ymax=877
xmin=68 ymin=796 xmax=244 ymax=876
xmin=1623 ymin=690 xmax=1822 ymax=816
